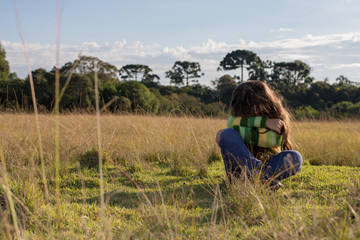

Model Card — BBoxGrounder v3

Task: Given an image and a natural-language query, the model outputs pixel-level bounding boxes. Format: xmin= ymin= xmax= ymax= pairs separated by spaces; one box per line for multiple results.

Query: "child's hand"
xmin=266 ymin=119 xmax=284 ymax=134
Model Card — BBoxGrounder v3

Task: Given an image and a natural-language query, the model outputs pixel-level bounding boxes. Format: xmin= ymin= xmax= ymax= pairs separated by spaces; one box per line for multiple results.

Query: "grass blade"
xmin=11 ymin=0 xmax=49 ymax=202
xmin=94 ymin=62 xmax=106 ymax=239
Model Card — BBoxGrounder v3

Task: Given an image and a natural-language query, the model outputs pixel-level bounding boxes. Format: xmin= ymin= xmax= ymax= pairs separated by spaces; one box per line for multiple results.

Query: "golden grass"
xmin=0 ymin=114 xmax=217 ymax=179
xmin=1 ymin=114 xmax=359 ymax=176
xmin=293 ymin=120 xmax=360 ymax=166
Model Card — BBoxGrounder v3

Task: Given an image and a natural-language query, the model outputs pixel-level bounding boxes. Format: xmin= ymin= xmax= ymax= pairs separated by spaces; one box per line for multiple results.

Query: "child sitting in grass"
xmin=216 ymin=80 xmax=302 ymax=190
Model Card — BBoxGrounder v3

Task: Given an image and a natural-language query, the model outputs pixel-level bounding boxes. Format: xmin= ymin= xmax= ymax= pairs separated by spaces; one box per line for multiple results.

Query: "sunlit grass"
xmin=293 ymin=120 xmax=360 ymax=167
xmin=0 ymin=114 xmax=359 ymax=238
xmin=1 ymin=114 xmax=359 ymax=169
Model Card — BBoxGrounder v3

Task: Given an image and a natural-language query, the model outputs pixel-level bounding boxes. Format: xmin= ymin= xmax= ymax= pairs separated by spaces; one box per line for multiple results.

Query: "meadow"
xmin=0 ymin=114 xmax=359 ymax=239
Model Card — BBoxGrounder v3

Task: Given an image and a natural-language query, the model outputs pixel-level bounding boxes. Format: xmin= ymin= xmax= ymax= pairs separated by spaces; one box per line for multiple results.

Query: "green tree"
xmin=25 ymin=68 xmax=54 ymax=109
xmin=218 ymin=50 xmax=260 ymax=82
xmin=269 ymin=60 xmax=313 ymax=88
xmin=59 ymin=74 xmax=95 ymax=110
xmin=119 ymin=64 xmax=160 ymax=88
xmin=0 ymin=43 xmax=10 ymax=82
xmin=101 ymin=82 xmax=118 ymax=104
xmin=171 ymin=92 xmax=203 ymax=115
xmin=8 ymin=72 xmax=19 ymax=81
xmin=150 ymin=88 xmax=180 ymax=114
xmin=335 ymin=75 xmax=359 ymax=88
xmin=24 ymin=68 xmax=96 ymax=111
xmin=182 ymin=84 xmax=217 ymax=104
xmin=0 ymin=78 xmax=25 ymax=110
xmin=248 ymin=60 xmax=272 ymax=82
xmin=59 ymin=55 xmax=119 ymax=83
xmin=165 ymin=61 xmax=203 ymax=86
xmin=141 ymin=73 xmax=160 ymax=88
xmin=212 ymin=74 xmax=237 ymax=105
xmin=306 ymin=82 xmax=336 ymax=111
xmin=117 ymin=81 xmax=159 ymax=113
xmin=119 ymin=64 xmax=152 ymax=80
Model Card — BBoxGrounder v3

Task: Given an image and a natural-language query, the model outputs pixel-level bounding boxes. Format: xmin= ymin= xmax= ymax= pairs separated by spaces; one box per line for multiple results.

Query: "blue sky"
xmin=1 ymin=0 xmax=360 ymax=85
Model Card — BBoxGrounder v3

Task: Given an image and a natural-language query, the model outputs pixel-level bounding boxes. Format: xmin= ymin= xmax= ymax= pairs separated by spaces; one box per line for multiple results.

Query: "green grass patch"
xmin=3 ymin=160 xmax=357 ymax=239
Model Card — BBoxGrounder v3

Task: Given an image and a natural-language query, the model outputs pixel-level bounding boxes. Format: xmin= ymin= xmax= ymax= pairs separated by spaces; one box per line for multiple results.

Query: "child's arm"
xmin=234 ymin=126 xmax=282 ymax=148
xmin=227 ymin=116 xmax=268 ymax=128
xmin=228 ymin=116 xmax=283 ymax=134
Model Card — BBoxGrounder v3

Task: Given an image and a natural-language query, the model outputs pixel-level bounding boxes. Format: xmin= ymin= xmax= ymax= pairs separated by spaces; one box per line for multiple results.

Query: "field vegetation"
xmin=0 ymin=114 xmax=359 ymax=239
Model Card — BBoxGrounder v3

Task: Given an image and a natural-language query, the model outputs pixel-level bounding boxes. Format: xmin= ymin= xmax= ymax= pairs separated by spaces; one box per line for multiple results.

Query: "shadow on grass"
xmin=82 ymin=181 xmax=227 ymax=210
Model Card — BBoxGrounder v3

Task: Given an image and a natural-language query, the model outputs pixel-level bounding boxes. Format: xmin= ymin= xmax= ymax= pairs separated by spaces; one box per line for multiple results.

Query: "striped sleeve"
xmin=238 ymin=126 xmax=282 ymax=148
xmin=242 ymin=116 xmax=268 ymax=128
xmin=237 ymin=126 xmax=251 ymax=144
xmin=228 ymin=116 xmax=268 ymax=128
xmin=227 ymin=116 xmax=236 ymax=128
xmin=228 ymin=115 xmax=281 ymax=148
xmin=258 ymin=129 xmax=282 ymax=147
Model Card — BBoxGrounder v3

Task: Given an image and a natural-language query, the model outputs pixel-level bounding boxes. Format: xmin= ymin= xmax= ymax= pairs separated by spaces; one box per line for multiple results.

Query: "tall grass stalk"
xmin=0 ymin=140 xmax=21 ymax=239
xmin=54 ymin=0 xmax=61 ymax=215
xmin=157 ymin=181 xmax=174 ymax=240
xmin=49 ymin=53 xmax=81 ymax=115
xmin=11 ymin=0 xmax=49 ymax=202
xmin=58 ymin=56 xmax=80 ymax=101
xmin=94 ymin=62 xmax=106 ymax=238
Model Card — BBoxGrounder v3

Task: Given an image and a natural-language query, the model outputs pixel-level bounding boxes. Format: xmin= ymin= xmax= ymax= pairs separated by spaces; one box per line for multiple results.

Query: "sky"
xmin=1 ymin=0 xmax=360 ymax=86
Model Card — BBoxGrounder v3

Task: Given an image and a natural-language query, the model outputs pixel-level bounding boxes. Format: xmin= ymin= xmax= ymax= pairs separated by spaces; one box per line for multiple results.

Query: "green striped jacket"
xmin=227 ymin=116 xmax=282 ymax=154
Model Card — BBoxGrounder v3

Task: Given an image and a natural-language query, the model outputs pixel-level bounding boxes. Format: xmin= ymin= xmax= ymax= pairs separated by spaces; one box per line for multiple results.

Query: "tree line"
xmin=0 ymin=43 xmax=359 ymax=118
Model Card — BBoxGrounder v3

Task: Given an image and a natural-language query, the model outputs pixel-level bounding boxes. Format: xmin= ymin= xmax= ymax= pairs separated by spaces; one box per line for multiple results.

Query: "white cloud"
xmin=275 ymin=53 xmax=317 ymax=61
xmin=162 ymin=46 xmax=191 ymax=60
xmin=81 ymin=41 xmax=100 ymax=50
xmin=270 ymin=28 xmax=295 ymax=32
xmin=280 ymin=28 xmax=295 ymax=32
xmin=248 ymin=32 xmax=360 ymax=49
xmin=329 ymin=63 xmax=360 ymax=69
xmin=2 ymin=32 xmax=360 ymax=84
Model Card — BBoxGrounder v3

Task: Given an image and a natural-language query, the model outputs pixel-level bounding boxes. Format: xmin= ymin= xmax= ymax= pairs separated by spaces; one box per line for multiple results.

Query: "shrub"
xmin=117 ymin=81 xmax=159 ymax=114
xmin=294 ymin=106 xmax=320 ymax=119
xmin=118 ymin=96 xmax=132 ymax=112
xmin=207 ymin=149 xmax=222 ymax=164
xmin=78 ymin=149 xmax=111 ymax=169
xmin=330 ymin=101 xmax=360 ymax=118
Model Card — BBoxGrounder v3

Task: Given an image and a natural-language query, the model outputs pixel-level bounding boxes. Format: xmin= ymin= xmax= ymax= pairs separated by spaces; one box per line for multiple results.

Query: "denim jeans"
xmin=218 ymin=128 xmax=302 ymax=181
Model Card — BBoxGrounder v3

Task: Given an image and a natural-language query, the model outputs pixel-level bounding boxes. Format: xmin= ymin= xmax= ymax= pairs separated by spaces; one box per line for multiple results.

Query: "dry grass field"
xmin=0 ymin=114 xmax=359 ymax=239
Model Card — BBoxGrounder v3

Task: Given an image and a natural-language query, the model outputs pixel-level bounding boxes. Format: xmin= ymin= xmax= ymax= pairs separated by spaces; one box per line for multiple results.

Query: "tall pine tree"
xmin=0 ymin=43 xmax=10 ymax=81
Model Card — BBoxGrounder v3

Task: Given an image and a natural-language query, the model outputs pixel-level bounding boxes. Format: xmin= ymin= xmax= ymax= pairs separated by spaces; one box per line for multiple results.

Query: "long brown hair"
xmin=230 ymin=80 xmax=293 ymax=150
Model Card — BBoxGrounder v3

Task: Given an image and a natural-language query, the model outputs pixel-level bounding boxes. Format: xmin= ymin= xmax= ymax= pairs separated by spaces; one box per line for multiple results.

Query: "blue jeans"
xmin=218 ymin=128 xmax=302 ymax=181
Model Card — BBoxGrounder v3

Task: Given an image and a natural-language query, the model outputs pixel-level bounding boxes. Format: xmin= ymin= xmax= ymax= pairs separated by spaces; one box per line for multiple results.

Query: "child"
xmin=216 ymin=80 xmax=302 ymax=189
